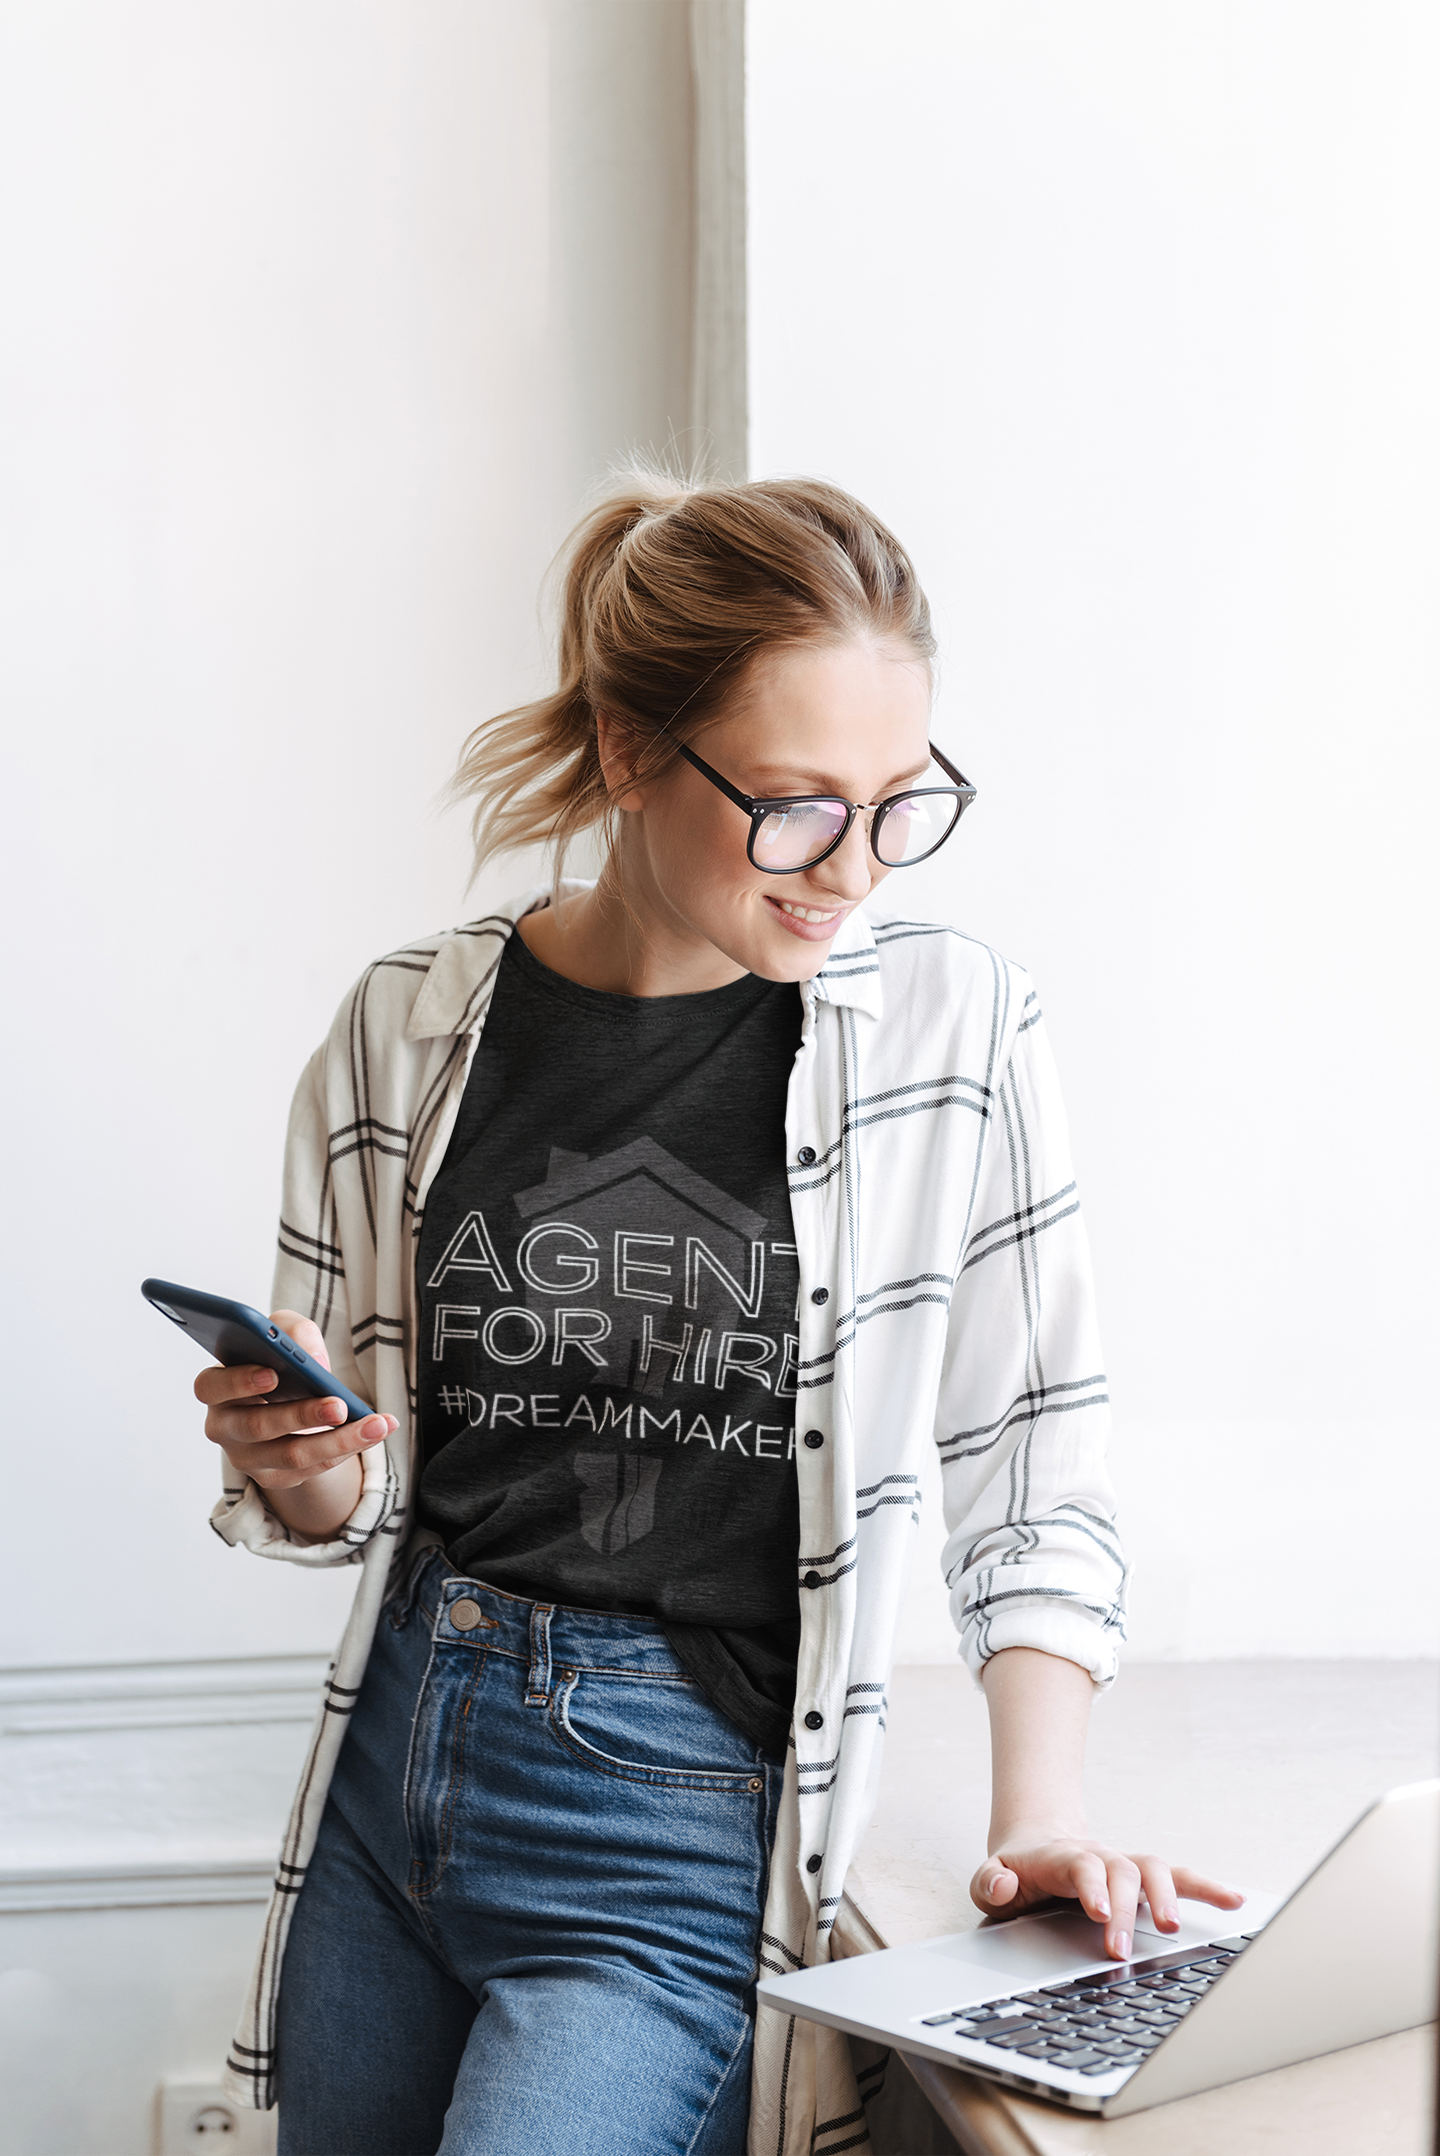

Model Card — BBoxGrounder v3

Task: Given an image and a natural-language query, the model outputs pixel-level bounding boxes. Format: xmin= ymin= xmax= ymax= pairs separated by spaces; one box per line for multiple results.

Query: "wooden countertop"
xmin=835 ymin=1660 xmax=1438 ymax=2156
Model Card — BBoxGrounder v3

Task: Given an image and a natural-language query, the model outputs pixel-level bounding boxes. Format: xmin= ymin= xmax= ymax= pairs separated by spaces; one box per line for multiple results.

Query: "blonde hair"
xmin=450 ymin=466 xmax=937 ymax=883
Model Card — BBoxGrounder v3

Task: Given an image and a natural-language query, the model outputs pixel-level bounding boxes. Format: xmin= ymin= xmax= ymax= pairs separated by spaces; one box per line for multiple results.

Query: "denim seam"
xmin=478 ymin=1645 xmax=701 ymax=1683
xmin=681 ymin=1999 xmax=756 ymax=2156
xmin=407 ymin=1649 xmax=488 ymax=1907
xmin=424 ymin=1571 xmax=677 ymax=1633
xmin=548 ymin=1672 xmax=768 ymax=1795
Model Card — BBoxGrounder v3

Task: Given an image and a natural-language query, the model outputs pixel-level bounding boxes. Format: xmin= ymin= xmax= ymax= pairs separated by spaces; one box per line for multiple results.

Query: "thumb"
xmin=272 ymin=1309 xmax=332 ymax=1373
xmin=973 ymin=1859 xmax=1020 ymax=1910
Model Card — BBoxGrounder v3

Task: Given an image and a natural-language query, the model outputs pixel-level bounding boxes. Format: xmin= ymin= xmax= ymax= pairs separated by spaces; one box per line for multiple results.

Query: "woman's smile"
xmin=763 ymin=893 xmax=850 ymax=938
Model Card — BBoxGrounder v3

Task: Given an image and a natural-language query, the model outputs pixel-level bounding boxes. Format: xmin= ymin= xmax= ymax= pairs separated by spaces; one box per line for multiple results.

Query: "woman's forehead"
xmin=708 ymin=640 xmax=933 ymax=785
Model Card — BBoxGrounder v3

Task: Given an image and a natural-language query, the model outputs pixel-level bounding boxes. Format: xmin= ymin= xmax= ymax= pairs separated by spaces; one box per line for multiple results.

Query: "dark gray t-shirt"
xmin=415 ymin=928 xmax=805 ymax=1754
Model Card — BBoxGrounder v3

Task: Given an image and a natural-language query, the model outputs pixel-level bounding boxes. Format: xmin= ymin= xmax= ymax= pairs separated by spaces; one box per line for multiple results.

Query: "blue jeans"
xmin=275 ymin=1550 xmax=785 ymax=2155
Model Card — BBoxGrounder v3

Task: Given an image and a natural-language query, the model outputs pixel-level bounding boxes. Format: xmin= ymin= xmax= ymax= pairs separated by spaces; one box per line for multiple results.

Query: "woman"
xmin=199 ymin=473 xmax=1239 ymax=2156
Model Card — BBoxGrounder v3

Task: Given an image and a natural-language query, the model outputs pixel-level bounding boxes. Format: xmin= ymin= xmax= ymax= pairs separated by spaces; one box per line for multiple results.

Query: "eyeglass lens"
xmin=873 ymin=791 xmax=963 ymax=866
xmin=751 ymin=791 xmax=963 ymax=871
xmin=751 ymin=800 xmax=852 ymax=870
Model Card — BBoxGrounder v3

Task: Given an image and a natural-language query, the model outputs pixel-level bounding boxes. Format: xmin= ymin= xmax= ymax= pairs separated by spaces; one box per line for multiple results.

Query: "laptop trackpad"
xmin=923 ymin=1905 xmax=1226 ymax=1987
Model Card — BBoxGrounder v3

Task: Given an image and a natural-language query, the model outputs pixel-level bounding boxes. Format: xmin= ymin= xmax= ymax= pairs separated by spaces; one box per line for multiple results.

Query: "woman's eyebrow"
xmin=746 ymin=760 xmax=933 ymax=795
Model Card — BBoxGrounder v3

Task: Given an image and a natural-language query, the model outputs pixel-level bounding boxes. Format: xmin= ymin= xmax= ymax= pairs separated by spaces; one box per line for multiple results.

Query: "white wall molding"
xmin=0 ymin=1654 xmax=328 ymax=1737
xmin=1 ymin=1654 xmax=323 ymax=1912
xmin=690 ymin=0 xmax=748 ymax=477
xmin=0 ymin=1854 xmax=275 ymax=1915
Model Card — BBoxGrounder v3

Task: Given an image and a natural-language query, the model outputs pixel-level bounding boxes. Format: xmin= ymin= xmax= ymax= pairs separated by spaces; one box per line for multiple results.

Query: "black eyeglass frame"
xmin=669 ymin=738 xmax=978 ymax=875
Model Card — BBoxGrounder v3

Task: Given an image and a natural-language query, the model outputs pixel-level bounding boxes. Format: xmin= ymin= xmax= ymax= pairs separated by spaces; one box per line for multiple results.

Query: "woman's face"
xmin=608 ymin=638 xmax=936 ymax=983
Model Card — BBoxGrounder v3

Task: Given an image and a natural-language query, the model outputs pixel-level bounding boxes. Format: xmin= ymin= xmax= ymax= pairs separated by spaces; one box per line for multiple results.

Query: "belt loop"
xmin=525 ymin=1603 xmax=554 ymax=1707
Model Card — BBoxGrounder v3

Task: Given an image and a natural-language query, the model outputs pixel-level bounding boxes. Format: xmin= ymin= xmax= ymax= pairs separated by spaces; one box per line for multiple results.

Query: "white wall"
xmin=0 ymin=0 xmax=692 ymax=1674
xmin=747 ymin=0 xmax=1440 ymax=1659
xmin=0 ymin=10 xmax=692 ymax=2144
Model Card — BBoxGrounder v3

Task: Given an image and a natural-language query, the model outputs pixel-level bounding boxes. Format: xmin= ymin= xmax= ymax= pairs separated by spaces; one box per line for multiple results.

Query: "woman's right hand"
xmin=195 ymin=1308 xmax=396 ymax=1540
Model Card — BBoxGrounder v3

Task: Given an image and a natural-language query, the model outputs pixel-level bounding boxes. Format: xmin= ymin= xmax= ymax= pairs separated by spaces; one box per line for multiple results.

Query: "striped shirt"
xmin=213 ymin=886 xmax=1127 ymax=2156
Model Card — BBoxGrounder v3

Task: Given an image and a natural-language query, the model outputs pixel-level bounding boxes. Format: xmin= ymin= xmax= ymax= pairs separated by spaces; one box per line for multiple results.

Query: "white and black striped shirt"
xmin=213 ymin=887 xmax=1127 ymax=2156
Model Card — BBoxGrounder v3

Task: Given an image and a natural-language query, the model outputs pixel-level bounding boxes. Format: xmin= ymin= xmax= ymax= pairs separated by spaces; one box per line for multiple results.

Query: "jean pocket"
xmin=550 ymin=1669 xmax=768 ymax=1794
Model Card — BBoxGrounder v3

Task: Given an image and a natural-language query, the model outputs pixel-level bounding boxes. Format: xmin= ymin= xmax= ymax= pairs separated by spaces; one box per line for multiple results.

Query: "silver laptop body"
xmin=757 ymin=1779 xmax=1439 ymax=2116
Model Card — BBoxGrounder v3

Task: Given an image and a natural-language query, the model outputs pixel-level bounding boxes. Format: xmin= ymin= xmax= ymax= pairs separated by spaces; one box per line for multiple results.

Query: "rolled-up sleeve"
xmin=208 ymin=1044 xmax=398 ymax=1568
xmin=935 ymin=989 xmax=1128 ymax=1686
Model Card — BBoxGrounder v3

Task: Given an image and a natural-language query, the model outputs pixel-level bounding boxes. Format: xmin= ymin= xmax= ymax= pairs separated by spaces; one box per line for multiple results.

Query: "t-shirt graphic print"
xmin=414 ymin=928 xmax=806 ymax=1750
xmin=427 ymin=1136 xmax=799 ymax=1489
xmin=575 ymin=1449 xmax=659 ymax=1556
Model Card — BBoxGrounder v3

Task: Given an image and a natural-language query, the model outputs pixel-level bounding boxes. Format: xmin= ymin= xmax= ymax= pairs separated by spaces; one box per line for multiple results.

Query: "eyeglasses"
xmin=670 ymin=739 xmax=977 ymax=874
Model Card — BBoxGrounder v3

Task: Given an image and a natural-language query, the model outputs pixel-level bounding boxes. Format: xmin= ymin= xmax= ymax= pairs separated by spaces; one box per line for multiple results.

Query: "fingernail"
xmin=1096 ymin=1900 xmax=1110 ymax=1918
xmin=254 ymin=1370 xmax=276 ymax=1389
xmin=1161 ymin=1904 xmax=1179 ymax=1926
xmin=1114 ymin=1932 xmax=1130 ymax=1960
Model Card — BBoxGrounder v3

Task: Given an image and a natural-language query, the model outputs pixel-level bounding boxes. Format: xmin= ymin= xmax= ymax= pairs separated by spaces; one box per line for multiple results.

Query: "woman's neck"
xmin=516 ymin=869 xmax=749 ymax=998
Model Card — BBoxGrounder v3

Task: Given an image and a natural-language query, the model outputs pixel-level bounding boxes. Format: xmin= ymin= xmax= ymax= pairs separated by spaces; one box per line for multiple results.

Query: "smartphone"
xmin=141 ymin=1278 xmax=377 ymax=1425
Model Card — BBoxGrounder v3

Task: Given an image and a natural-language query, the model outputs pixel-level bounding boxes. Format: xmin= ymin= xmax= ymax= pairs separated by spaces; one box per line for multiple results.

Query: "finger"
xmin=1063 ymin=1851 xmax=1113 ymax=1925
xmin=195 ymin=1362 xmax=279 ymax=1407
xmin=1073 ymin=1854 xmax=1138 ymax=1957
xmin=222 ymin=1412 xmax=396 ymax=1487
xmin=272 ymin=1309 xmax=331 ymax=1372
xmin=1100 ymin=1853 xmax=1142 ymax=1960
xmin=1136 ymin=1855 xmax=1180 ymax=1932
xmin=1170 ymin=1865 xmax=1246 ymax=1911
xmin=208 ymin=1393 xmax=351 ymax=1451
xmin=971 ymin=1860 xmax=1020 ymax=1912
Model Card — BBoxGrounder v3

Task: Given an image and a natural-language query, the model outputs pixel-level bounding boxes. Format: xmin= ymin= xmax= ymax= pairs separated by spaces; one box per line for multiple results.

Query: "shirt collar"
xmin=406 ymin=884 xmax=884 ymax=1040
xmin=806 ymin=904 xmax=883 ymax=1019
xmin=404 ymin=885 xmax=550 ymax=1041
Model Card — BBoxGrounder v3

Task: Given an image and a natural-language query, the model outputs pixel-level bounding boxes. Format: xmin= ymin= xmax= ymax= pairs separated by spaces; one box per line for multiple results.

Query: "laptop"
xmin=757 ymin=1779 xmax=1439 ymax=2117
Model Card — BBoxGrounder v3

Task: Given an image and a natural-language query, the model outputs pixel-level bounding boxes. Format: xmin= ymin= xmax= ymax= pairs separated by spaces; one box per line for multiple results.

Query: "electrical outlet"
xmin=156 ymin=2080 xmax=278 ymax=2154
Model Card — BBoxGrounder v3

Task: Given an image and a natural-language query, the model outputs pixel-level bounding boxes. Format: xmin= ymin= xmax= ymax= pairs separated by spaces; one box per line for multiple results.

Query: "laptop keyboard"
xmin=917 ymin=1934 xmax=1257 ymax=2079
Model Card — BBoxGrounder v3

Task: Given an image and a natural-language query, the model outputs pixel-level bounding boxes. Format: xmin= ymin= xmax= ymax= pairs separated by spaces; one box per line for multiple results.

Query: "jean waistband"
xmin=405 ymin=1546 xmax=688 ymax=1685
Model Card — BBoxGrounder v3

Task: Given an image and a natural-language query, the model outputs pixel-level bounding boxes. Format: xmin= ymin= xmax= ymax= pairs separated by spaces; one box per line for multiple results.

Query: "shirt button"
xmin=450 ymin=1598 xmax=484 ymax=1631
xmin=804 ymin=1710 xmax=824 ymax=1730
xmin=810 ymin=1287 xmax=829 ymax=1305
xmin=803 ymin=1430 xmax=824 ymax=1450
xmin=803 ymin=1570 xmax=822 ymax=1590
xmin=797 ymin=1145 xmax=817 ymax=1165
xmin=806 ymin=1853 xmax=823 ymax=1874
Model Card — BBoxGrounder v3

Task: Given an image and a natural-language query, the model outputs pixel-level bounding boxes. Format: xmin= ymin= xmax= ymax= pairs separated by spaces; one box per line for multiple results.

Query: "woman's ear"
xmin=595 ymin=710 xmax=647 ymax=812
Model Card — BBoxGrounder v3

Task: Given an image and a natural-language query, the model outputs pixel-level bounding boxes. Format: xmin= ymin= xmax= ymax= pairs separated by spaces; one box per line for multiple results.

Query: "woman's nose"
xmin=811 ymin=814 xmax=875 ymax=902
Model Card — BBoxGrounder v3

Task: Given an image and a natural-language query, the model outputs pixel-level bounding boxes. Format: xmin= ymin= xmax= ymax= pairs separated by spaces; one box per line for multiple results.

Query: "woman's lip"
xmin=763 ymin=893 xmax=849 ymax=941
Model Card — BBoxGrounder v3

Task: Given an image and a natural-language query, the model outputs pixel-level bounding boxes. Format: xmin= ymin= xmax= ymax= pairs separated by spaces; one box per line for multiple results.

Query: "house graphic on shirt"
xmin=511 ymin=1139 xmax=788 ymax=1398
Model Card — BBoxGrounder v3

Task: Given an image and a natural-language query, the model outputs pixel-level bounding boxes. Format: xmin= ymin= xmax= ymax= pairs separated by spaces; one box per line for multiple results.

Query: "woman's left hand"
xmin=970 ymin=1832 xmax=1245 ymax=1964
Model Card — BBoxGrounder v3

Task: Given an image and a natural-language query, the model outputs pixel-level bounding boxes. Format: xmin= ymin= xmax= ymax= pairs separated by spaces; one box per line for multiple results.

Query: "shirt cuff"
xmin=209 ymin=1441 xmax=398 ymax=1568
xmin=955 ymin=1570 xmax=1128 ymax=1690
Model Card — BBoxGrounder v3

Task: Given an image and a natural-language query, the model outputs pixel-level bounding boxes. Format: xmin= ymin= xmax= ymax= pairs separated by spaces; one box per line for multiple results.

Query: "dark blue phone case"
xmin=142 ymin=1278 xmax=376 ymax=1425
